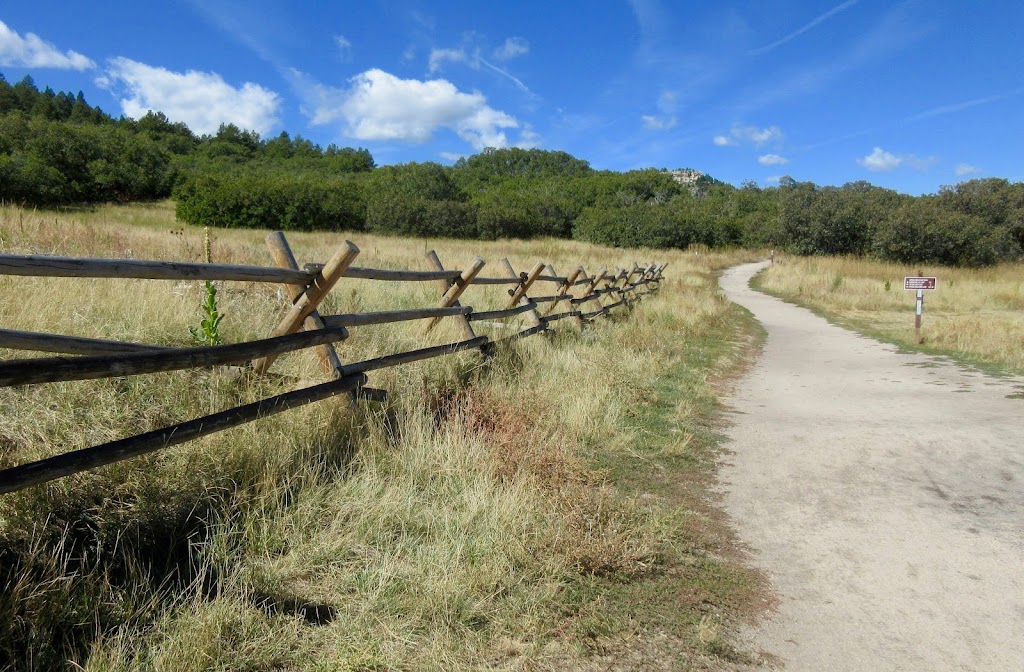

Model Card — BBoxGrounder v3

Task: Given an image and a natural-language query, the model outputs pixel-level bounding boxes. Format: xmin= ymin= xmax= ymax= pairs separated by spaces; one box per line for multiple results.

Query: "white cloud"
xmin=758 ymin=154 xmax=789 ymax=166
xmin=428 ymin=48 xmax=467 ymax=73
xmin=493 ymin=37 xmax=529 ymax=60
xmin=642 ymin=115 xmax=677 ymax=130
xmin=857 ymin=146 xmax=935 ymax=172
xmin=308 ymin=68 xmax=519 ymax=151
xmin=0 ymin=20 xmax=95 ymax=70
xmin=439 ymin=151 xmax=464 ymax=162
xmin=955 ymin=163 xmax=982 ymax=177
xmin=764 ymin=175 xmax=783 ymax=184
xmin=857 ymin=147 xmax=901 ymax=171
xmin=99 ymin=57 xmax=280 ymax=135
xmin=713 ymin=124 xmax=783 ymax=147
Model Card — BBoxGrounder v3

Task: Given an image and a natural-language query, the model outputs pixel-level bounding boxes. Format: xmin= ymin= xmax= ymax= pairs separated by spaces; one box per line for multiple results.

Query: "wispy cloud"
xmin=907 ymin=88 xmax=1024 ymax=122
xmin=758 ymin=154 xmax=789 ymax=166
xmin=98 ymin=57 xmax=280 ymax=135
xmin=736 ymin=2 xmax=934 ymax=113
xmin=427 ymin=47 xmax=466 ymax=73
xmin=628 ymin=0 xmax=670 ymax=43
xmin=0 ymin=20 xmax=95 ymax=70
xmin=478 ymin=56 xmax=535 ymax=96
xmin=427 ymin=42 xmax=537 ymax=97
xmin=857 ymin=146 xmax=935 ymax=172
xmin=640 ymin=90 xmax=679 ymax=131
xmin=184 ymin=0 xmax=288 ymax=66
xmin=493 ymin=37 xmax=529 ymax=61
xmin=517 ymin=124 xmax=541 ymax=149
xmin=714 ymin=124 xmax=783 ymax=147
xmin=335 ymin=35 xmax=353 ymax=61
xmin=642 ymin=115 xmax=677 ymax=130
xmin=955 ymin=163 xmax=982 ymax=177
xmin=748 ymin=1 xmax=860 ymax=55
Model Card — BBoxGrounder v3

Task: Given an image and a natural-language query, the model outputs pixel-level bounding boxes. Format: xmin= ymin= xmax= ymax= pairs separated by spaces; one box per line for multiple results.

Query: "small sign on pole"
xmin=904 ymin=272 xmax=937 ymax=343
xmin=904 ymin=276 xmax=937 ymax=291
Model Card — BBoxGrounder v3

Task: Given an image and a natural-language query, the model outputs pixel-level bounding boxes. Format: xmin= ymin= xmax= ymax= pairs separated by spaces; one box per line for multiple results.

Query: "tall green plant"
xmin=189 ymin=227 xmax=224 ymax=345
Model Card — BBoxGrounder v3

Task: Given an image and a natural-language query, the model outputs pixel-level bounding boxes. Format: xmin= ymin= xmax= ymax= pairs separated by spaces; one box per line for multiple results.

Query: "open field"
xmin=0 ymin=202 xmax=766 ymax=670
xmin=753 ymin=255 xmax=1024 ymax=376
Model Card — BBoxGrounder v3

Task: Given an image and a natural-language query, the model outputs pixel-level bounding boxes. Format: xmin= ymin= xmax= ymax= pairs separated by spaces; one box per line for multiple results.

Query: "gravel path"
xmin=719 ymin=262 xmax=1024 ymax=671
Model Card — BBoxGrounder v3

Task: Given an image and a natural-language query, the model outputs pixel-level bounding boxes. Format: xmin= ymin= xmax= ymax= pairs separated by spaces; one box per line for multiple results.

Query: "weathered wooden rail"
xmin=0 ymin=232 xmax=666 ymax=494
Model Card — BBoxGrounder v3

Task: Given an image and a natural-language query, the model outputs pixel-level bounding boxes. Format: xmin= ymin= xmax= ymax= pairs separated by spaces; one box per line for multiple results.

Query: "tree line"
xmin=2 ymin=72 xmax=1022 ymax=267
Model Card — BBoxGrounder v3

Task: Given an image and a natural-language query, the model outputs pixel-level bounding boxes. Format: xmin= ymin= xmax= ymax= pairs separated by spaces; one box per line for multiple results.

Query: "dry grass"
xmin=755 ymin=254 xmax=1024 ymax=375
xmin=0 ymin=202 xmax=762 ymax=670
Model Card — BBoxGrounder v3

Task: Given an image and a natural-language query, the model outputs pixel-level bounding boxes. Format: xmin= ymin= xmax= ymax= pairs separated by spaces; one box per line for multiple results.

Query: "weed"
xmin=188 ymin=227 xmax=224 ymax=346
xmin=884 ymin=279 xmax=892 ymax=292
xmin=189 ymin=280 xmax=224 ymax=346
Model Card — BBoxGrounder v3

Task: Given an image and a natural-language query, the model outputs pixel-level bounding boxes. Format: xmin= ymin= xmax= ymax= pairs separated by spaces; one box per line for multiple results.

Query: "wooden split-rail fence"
xmin=0 ymin=231 xmax=666 ymax=495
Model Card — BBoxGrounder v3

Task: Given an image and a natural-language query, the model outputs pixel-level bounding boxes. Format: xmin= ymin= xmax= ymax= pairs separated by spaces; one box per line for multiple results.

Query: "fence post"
xmin=422 ymin=252 xmax=485 ymax=336
xmin=542 ymin=264 xmax=581 ymax=317
xmin=262 ymin=231 xmax=344 ymax=379
xmin=501 ymin=259 xmax=545 ymax=330
xmin=651 ymin=261 xmax=667 ymax=290
xmin=578 ymin=268 xmax=608 ymax=322
xmin=253 ymin=240 xmax=359 ymax=374
xmin=607 ymin=268 xmax=629 ymax=310
xmin=625 ymin=264 xmax=644 ymax=305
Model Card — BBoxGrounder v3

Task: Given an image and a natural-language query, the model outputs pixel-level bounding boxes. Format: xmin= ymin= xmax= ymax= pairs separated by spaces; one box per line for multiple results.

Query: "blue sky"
xmin=1 ymin=0 xmax=1022 ymax=194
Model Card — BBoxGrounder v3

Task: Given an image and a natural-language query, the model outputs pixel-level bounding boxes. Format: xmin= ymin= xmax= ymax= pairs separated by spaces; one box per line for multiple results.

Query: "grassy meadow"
xmin=754 ymin=255 xmax=1024 ymax=376
xmin=0 ymin=202 xmax=766 ymax=670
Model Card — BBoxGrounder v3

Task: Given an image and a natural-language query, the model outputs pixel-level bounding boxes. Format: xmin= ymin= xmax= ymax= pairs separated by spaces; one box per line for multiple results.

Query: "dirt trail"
xmin=719 ymin=262 xmax=1024 ymax=671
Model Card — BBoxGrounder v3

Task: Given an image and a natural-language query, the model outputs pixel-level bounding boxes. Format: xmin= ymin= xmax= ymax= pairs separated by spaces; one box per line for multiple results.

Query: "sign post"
xmin=903 ymin=271 xmax=937 ymax=343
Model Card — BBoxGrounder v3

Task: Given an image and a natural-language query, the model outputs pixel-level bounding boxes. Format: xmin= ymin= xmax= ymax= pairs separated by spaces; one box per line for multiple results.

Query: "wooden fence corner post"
xmin=576 ymin=267 xmax=608 ymax=323
xmin=501 ymin=259 xmax=545 ymax=330
xmin=542 ymin=264 xmax=582 ymax=317
xmin=423 ymin=252 xmax=485 ymax=336
xmin=261 ymin=231 xmax=345 ymax=379
xmin=253 ymin=239 xmax=359 ymax=374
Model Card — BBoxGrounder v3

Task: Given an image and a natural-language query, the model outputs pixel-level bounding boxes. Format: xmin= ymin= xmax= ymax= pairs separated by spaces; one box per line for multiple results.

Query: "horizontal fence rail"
xmin=0 ymin=325 xmax=351 ymax=386
xmin=0 ymin=253 xmax=313 ymax=284
xmin=0 ymin=232 xmax=666 ymax=494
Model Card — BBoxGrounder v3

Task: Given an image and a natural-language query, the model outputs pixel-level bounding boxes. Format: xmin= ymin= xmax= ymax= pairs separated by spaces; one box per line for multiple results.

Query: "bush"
xmin=871 ymin=199 xmax=1020 ymax=267
xmin=174 ymin=171 xmax=366 ymax=231
xmin=364 ymin=162 xmax=477 ymax=238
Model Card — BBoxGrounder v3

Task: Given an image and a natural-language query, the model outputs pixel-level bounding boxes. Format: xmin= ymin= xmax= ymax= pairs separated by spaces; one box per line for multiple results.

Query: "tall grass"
xmin=755 ymin=255 xmax=1024 ymax=374
xmin=0 ymin=202 xmax=761 ymax=669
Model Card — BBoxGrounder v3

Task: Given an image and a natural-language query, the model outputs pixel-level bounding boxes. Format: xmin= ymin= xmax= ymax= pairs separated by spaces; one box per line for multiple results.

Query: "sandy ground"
xmin=718 ymin=262 xmax=1024 ymax=671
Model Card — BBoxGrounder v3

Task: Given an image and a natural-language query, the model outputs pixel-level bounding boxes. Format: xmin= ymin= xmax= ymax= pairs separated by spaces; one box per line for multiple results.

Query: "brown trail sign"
xmin=904 ymin=272 xmax=938 ymax=343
